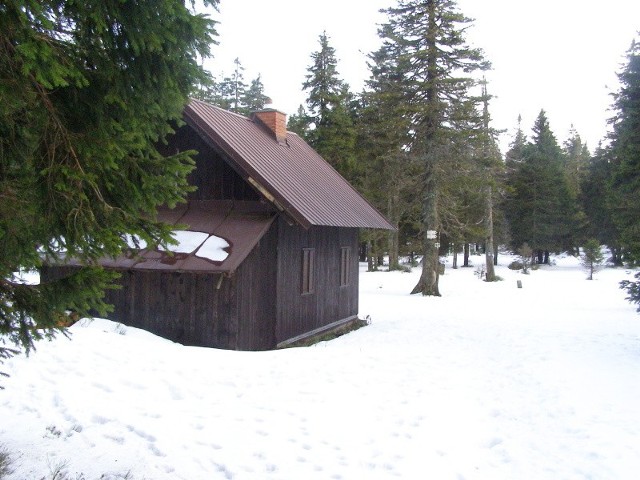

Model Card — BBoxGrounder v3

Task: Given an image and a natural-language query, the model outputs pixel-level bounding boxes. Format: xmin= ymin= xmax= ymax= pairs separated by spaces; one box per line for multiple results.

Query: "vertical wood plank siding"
xmin=41 ymin=223 xmax=278 ymax=350
xmin=234 ymin=218 xmax=278 ymax=350
xmin=158 ymin=126 xmax=260 ymax=202
xmin=41 ymin=117 xmax=374 ymax=350
xmin=275 ymin=218 xmax=359 ymax=344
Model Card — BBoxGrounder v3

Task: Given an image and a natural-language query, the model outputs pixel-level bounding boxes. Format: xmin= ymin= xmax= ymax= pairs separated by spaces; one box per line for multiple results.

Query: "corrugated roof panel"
xmin=185 ymin=100 xmax=395 ymax=230
xmin=56 ymin=202 xmax=276 ymax=274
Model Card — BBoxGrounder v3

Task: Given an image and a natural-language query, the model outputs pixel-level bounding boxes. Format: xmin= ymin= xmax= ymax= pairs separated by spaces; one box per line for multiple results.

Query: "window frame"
xmin=301 ymin=248 xmax=315 ymax=295
xmin=340 ymin=246 xmax=351 ymax=287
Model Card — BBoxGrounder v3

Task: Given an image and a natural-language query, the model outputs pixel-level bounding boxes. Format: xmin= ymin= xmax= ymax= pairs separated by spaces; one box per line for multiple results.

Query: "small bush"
xmin=0 ymin=444 xmax=14 ymax=479
xmin=582 ymin=239 xmax=604 ymax=280
xmin=621 ymin=271 xmax=640 ymax=312
xmin=508 ymin=260 xmax=523 ymax=270
xmin=517 ymin=243 xmax=533 ymax=273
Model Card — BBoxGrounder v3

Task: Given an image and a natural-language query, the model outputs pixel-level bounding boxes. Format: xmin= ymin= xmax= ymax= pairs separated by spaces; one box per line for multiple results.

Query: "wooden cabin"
xmin=43 ymin=100 xmax=393 ymax=350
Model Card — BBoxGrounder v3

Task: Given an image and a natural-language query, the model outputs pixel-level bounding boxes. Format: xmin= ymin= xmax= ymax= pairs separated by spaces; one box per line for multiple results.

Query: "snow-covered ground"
xmin=1 ymin=253 xmax=640 ymax=479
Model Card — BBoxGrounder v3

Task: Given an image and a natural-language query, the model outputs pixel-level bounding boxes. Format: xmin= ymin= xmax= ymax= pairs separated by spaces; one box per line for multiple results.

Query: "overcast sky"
xmin=203 ymin=0 xmax=640 ymax=153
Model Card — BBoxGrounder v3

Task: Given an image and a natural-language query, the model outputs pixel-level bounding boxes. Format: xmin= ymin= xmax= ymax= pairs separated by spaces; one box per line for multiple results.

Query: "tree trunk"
xmin=610 ymin=246 xmax=624 ymax=266
xmin=463 ymin=243 xmax=470 ymax=267
xmin=484 ymin=185 xmax=496 ymax=281
xmin=367 ymin=239 xmax=375 ymax=272
xmin=544 ymin=250 xmax=550 ymax=264
xmin=411 ymin=234 xmax=440 ymax=296
xmin=493 ymin=243 xmax=498 ymax=266
xmin=536 ymin=250 xmax=544 ymax=264
xmin=410 ymin=0 xmax=440 ymax=297
xmin=387 ymin=192 xmax=400 ymax=270
xmin=452 ymin=245 xmax=458 ymax=269
xmin=411 ymin=156 xmax=440 ymax=296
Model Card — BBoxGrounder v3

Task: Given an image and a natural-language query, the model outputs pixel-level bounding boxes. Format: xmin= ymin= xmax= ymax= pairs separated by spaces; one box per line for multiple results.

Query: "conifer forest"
xmin=203 ymin=4 xmax=640 ymax=302
xmin=1 ymin=0 xmax=640 ymax=363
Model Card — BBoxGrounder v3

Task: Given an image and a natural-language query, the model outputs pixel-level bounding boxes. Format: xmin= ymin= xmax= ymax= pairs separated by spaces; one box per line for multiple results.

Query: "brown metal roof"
xmin=184 ymin=99 xmax=395 ymax=230
xmin=60 ymin=201 xmax=276 ymax=274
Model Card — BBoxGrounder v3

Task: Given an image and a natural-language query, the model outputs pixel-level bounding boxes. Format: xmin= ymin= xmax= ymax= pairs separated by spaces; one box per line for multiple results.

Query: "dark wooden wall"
xmin=275 ymin=218 xmax=359 ymax=345
xmin=232 ymin=219 xmax=278 ymax=350
xmin=43 ymin=123 xmax=364 ymax=350
xmin=160 ymin=125 xmax=260 ymax=202
xmin=42 ymin=219 xmax=361 ymax=350
xmin=42 ymin=223 xmax=279 ymax=350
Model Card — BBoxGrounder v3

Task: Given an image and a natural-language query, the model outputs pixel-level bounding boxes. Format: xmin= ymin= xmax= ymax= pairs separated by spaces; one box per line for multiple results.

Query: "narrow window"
xmin=302 ymin=248 xmax=315 ymax=294
xmin=340 ymin=247 xmax=351 ymax=287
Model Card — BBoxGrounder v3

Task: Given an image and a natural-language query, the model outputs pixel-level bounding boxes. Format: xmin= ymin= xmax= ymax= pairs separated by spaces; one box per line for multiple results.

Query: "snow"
xmin=124 ymin=234 xmax=148 ymax=250
xmin=196 ymin=235 xmax=230 ymax=262
xmin=2 ymin=253 xmax=640 ymax=479
xmin=157 ymin=230 xmax=230 ymax=262
xmin=159 ymin=230 xmax=209 ymax=254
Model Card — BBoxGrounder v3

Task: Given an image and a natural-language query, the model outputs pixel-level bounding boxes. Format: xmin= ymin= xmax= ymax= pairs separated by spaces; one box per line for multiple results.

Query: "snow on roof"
xmin=157 ymin=230 xmax=230 ymax=263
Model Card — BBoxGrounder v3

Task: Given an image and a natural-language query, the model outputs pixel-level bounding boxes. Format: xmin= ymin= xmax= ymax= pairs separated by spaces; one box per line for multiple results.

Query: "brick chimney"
xmin=253 ymin=109 xmax=287 ymax=144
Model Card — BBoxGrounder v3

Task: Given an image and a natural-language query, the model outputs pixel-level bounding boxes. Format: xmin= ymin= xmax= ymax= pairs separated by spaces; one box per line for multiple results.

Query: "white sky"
xmin=202 ymin=0 xmax=640 ymax=153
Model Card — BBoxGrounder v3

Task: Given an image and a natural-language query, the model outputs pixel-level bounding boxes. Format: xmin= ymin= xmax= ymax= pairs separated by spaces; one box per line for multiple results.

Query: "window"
xmin=340 ymin=247 xmax=351 ymax=287
xmin=302 ymin=248 xmax=315 ymax=294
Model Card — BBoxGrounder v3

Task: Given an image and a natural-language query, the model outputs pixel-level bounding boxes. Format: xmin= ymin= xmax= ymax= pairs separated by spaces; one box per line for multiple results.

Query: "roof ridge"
xmin=184 ymin=101 xmax=395 ymax=230
xmin=188 ymin=98 xmax=252 ymax=121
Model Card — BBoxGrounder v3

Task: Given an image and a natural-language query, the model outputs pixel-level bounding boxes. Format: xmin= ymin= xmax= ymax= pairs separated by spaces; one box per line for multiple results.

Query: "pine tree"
xmin=240 ymin=74 xmax=269 ymax=115
xmin=562 ymin=127 xmax=590 ymax=253
xmin=193 ymin=70 xmax=233 ymax=110
xmin=478 ymin=81 xmax=503 ymax=281
xmin=302 ymin=31 xmax=357 ymax=180
xmin=228 ymin=57 xmax=247 ymax=113
xmin=505 ymin=115 xmax=527 ymax=168
xmin=610 ymin=38 xmax=640 ymax=262
xmin=0 ymin=0 xmax=217 ymax=359
xmin=581 ymin=145 xmax=623 ymax=264
xmin=379 ymin=0 xmax=489 ymax=295
xmin=609 ymin=36 xmax=640 ymax=310
xmin=287 ymin=105 xmax=313 ymax=140
xmin=358 ymin=45 xmax=415 ymax=270
xmin=505 ymin=110 xmax=576 ymax=262
xmin=581 ymin=239 xmax=604 ymax=280
xmin=303 ymin=31 xmax=344 ymax=126
xmin=563 ymin=126 xmax=590 ymax=200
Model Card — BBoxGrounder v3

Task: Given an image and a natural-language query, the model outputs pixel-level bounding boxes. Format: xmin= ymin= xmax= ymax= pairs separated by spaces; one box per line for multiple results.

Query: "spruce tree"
xmin=478 ymin=80 xmax=503 ymax=281
xmin=505 ymin=115 xmax=527 ymax=168
xmin=379 ymin=0 xmax=488 ymax=295
xmin=302 ymin=31 xmax=357 ymax=180
xmin=609 ymin=36 xmax=640 ymax=309
xmin=562 ymin=127 xmax=590 ymax=253
xmin=240 ymin=74 xmax=269 ymax=115
xmin=581 ymin=239 xmax=604 ymax=280
xmin=505 ymin=111 xmax=575 ymax=262
xmin=0 ymin=0 xmax=217 ymax=359
xmin=287 ymin=105 xmax=313 ymax=140
xmin=610 ymin=38 xmax=640 ymax=262
xmin=228 ymin=57 xmax=247 ymax=113
xmin=358 ymin=44 xmax=415 ymax=270
xmin=563 ymin=126 xmax=590 ymax=201
xmin=581 ymin=145 xmax=623 ymax=264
